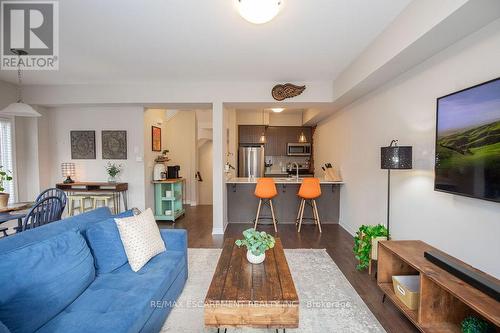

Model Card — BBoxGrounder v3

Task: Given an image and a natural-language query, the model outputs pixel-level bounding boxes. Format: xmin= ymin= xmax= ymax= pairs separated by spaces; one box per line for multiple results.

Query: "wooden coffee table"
xmin=205 ymin=238 xmax=299 ymax=332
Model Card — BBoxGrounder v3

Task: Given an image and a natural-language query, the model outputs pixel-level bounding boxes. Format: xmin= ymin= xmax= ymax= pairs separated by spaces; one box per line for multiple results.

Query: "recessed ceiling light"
xmin=237 ymin=0 xmax=283 ymax=25
xmin=271 ymin=108 xmax=285 ymax=113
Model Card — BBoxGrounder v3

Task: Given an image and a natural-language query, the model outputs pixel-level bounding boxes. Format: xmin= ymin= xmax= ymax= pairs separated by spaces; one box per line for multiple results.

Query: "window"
xmin=0 ymin=118 xmax=15 ymax=202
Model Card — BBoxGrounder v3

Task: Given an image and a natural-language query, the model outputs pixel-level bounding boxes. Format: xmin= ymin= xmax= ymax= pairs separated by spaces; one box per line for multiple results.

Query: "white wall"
xmin=198 ymin=141 xmax=213 ymax=205
xmin=45 ymin=106 xmax=146 ymax=209
xmin=0 ymin=81 xmax=16 ymax=109
xmin=15 ymin=116 xmax=40 ymax=201
xmin=315 ymin=19 xmax=500 ymax=278
xmin=144 ymin=108 xmax=168 ymax=209
xmin=164 ymin=111 xmax=197 ymax=205
xmin=236 ymin=109 xmax=304 ymax=126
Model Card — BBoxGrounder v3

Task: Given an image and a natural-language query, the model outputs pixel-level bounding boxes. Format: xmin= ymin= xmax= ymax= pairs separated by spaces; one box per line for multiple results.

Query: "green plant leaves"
xmin=461 ymin=316 xmax=493 ymax=333
xmin=234 ymin=228 xmax=275 ymax=256
xmin=0 ymin=166 xmax=13 ymax=193
xmin=353 ymin=224 xmax=388 ymax=271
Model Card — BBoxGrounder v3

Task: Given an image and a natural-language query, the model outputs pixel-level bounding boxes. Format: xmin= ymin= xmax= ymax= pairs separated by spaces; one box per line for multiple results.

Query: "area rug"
xmin=161 ymin=249 xmax=385 ymax=333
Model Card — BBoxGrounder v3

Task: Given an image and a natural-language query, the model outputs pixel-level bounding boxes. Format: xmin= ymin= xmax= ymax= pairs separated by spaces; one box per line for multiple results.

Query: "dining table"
xmin=0 ymin=202 xmax=34 ymax=233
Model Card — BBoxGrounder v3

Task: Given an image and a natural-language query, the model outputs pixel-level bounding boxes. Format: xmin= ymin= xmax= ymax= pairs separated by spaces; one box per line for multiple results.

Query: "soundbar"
xmin=424 ymin=250 xmax=500 ymax=301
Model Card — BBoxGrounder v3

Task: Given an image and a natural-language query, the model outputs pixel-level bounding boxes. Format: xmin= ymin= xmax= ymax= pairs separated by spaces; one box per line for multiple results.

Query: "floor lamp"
xmin=380 ymin=140 xmax=412 ymax=240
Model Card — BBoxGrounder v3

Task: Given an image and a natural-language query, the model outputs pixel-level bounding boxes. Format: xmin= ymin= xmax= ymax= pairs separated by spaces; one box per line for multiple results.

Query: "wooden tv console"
xmin=377 ymin=240 xmax=499 ymax=332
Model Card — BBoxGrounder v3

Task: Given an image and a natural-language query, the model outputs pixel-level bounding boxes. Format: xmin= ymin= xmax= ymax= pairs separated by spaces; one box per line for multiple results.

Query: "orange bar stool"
xmin=253 ymin=178 xmax=278 ymax=232
xmin=297 ymin=178 xmax=322 ymax=233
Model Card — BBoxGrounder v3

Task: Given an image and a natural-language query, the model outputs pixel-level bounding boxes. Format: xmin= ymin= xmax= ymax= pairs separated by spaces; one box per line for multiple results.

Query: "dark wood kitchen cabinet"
xmin=264 ymin=126 xmax=283 ymax=156
xmin=239 ymin=125 xmax=312 ymax=155
xmin=266 ymin=126 xmax=312 ymax=156
xmin=238 ymin=125 xmax=266 ymax=145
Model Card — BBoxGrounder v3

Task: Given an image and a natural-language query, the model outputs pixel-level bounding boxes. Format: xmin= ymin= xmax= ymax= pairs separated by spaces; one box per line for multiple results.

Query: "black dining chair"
xmin=21 ymin=196 xmax=64 ymax=232
xmin=36 ymin=188 xmax=67 ymax=219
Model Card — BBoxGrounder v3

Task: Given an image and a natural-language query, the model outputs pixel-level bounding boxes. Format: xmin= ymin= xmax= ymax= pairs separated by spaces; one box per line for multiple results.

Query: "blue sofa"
xmin=0 ymin=207 xmax=188 ymax=333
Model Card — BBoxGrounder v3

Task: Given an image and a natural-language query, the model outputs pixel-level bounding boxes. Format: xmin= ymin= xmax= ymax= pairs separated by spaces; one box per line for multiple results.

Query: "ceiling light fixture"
xmin=0 ymin=49 xmax=41 ymax=117
xmin=237 ymin=0 xmax=283 ymax=24
xmin=271 ymin=108 xmax=285 ymax=113
xmin=298 ymin=131 xmax=307 ymax=143
xmin=259 ymin=109 xmax=267 ymax=144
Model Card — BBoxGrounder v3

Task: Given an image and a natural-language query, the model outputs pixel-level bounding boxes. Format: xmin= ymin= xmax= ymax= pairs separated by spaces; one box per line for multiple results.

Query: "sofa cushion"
xmin=115 ymin=208 xmax=166 ymax=272
xmin=86 ymin=218 xmax=128 ymax=274
xmin=0 ymin=230 xmax=95 ymax=333
xmin=0 ymin=207 xmax=113 ymax=254
xmin=36 ymin=250 xmax=186 ymax=333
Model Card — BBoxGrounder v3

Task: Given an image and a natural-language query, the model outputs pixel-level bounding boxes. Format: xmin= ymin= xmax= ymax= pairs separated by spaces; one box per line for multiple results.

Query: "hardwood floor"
xmin=158 ymin=205 xmax=419 ymax=333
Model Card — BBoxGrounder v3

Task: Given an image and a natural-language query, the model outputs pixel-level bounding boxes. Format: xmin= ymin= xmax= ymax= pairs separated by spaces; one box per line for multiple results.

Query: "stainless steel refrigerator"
xmin=238 ymin=146 xmax=265 ymax=178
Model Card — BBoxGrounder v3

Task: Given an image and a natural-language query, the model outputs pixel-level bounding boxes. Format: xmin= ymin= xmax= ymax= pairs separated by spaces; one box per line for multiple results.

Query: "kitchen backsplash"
xmin=265 ymin=156 xmax=310 ymax=173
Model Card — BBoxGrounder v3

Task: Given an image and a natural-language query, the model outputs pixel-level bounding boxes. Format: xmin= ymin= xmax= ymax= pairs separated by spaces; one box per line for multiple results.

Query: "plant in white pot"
xmin=105 ymin=162 xmax=123 ymax=183
xmin=0 ymin=166 xmax=13 ymax=208
xmin=235 ymin=228 xmax=275 ymax=264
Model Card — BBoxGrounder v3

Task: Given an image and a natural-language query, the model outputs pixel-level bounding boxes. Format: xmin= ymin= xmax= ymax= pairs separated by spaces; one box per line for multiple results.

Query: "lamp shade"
xmin=0 ymin=103 xmax=41 ymax=117
xmin=61 ymin=163 xmax=76 ymax=177
xmin=381 ymin=146 xmax=412 ymax=169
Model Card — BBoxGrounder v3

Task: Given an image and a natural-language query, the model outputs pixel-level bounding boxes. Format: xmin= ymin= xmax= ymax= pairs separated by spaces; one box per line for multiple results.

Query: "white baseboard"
xmin=212 ymin=227 xmax=225 ymax=235
xmin=212 ymin=222 xmax=228 ymax=235
xmin=339 ymin=220 xmax=356 ymax=236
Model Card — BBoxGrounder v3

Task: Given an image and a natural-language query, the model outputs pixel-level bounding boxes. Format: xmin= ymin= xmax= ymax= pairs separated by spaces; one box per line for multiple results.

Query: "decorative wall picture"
xmin=271 ymin=83 xmax=306 ymax=101
xmin=152 ymin=126 xmax=162 ymax=152
xmin=70 ymin=131 xmax=96 ymax=159
xmin=102 ymin=130 xmax=127 ymax=159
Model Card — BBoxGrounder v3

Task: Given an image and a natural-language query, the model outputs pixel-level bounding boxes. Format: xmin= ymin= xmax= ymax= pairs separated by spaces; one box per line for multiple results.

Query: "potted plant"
xmin=353 ymin=224 xmax=388 ymax=271
xmin=235 ymin=228 xmax=275 ymax=264
xmin=105 ymin=162 xmax=123 ymax=183
xmin=0 ymin=166 xmax=13 ymax=208
xmin=461 ymin=316 xmax=494 ymax=333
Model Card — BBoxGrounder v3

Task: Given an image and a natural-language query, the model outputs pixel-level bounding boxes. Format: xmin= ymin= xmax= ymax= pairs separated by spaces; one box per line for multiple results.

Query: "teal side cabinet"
xmin=153 ymin=179 xmax=185 ymax=222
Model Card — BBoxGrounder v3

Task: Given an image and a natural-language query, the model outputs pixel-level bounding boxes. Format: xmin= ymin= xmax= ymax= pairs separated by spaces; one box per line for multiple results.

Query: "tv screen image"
xmin=435 ymin=77 xmax=500 ymax=202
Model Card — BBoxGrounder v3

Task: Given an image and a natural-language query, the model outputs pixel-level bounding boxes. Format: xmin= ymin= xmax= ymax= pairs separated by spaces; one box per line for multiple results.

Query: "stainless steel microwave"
xmin=287 ymin=143 xmax=311 ymax=156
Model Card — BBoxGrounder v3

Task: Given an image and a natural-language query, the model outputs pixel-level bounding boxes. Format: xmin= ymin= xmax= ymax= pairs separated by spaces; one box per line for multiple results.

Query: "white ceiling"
xmin=0 ymin=0 xmax=411 ymax=85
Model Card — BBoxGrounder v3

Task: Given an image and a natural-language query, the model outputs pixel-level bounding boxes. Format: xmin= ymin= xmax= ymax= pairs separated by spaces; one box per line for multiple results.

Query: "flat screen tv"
xmin=435 ymin=77 xmax=500 ymax=202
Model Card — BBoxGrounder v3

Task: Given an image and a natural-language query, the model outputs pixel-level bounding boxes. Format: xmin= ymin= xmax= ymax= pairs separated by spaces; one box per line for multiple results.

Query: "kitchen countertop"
xmin=226 ymin=177 xmax=344 ymax=184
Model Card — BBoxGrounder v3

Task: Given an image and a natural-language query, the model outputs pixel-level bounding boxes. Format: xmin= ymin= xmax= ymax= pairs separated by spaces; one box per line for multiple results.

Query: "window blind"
xmin=0 ymin=118 xmax=15 ymax=202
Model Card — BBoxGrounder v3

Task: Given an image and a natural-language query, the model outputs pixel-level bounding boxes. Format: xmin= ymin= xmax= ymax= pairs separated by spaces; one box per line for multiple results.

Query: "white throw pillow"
xmin=114 ymin=208 xmax=166 ymax=272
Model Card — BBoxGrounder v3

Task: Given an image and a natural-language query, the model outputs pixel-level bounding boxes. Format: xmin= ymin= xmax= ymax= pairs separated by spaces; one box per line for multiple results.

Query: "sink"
xmin=274 ymin=177 xmax=302 ymax=182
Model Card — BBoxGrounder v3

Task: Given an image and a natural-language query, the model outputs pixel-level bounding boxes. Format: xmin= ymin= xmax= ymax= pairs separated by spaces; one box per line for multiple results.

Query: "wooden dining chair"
xmin=21 ymin=196 xmax=63 ymax=232
xmin=36 ymin=188 xmax=67 ymax=219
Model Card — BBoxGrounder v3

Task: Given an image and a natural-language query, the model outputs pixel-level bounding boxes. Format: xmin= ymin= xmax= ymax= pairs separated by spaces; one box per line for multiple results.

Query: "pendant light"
xmin=298 ymin=110 xmax=307 ymax=142
xmin=259 ymin=109 xmax=266 ymax=144
xmin=298 ymin=131 xmax=307 ymax=143
xmin=0 ymin=49 xmax=41 ymax=117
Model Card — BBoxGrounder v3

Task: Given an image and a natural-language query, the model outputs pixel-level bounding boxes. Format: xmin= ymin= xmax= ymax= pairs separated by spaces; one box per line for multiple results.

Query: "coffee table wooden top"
xmin=205 ymin=238 xmax=299 ymax=305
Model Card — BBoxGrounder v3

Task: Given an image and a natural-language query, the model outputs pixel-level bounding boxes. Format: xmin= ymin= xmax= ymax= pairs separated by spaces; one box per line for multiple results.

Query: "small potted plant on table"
xmin=235 ymin=228 xmax=275 ymax=264
xmin=105 ymin=162 xmax=123 ymax=183
xmin=0 ymin=166 xmax=13 ymax=208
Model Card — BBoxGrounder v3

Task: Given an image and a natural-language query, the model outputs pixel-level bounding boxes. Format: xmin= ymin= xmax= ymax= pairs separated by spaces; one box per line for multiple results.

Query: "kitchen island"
xmin=226 ymin=177 xmax=343 ymax=224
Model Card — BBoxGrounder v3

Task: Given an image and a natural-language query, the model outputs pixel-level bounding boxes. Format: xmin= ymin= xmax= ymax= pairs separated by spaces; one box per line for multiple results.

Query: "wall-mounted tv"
xmin=435 ymin=77 xmax=500 ymax=203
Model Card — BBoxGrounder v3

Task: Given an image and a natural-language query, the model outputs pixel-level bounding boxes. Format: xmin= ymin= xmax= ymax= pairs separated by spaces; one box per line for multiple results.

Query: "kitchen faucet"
xmin=291 ymin=162 xmax=299 ymax=181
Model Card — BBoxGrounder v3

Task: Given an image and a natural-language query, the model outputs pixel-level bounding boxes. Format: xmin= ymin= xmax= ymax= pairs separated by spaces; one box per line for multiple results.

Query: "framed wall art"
xmin=102 ymin=130 xmax=127 ymax=159
xmin=152 ymin=126 xmax=162 ymax=152
xmin=70 ymin=130 xmax=96 ymax=159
